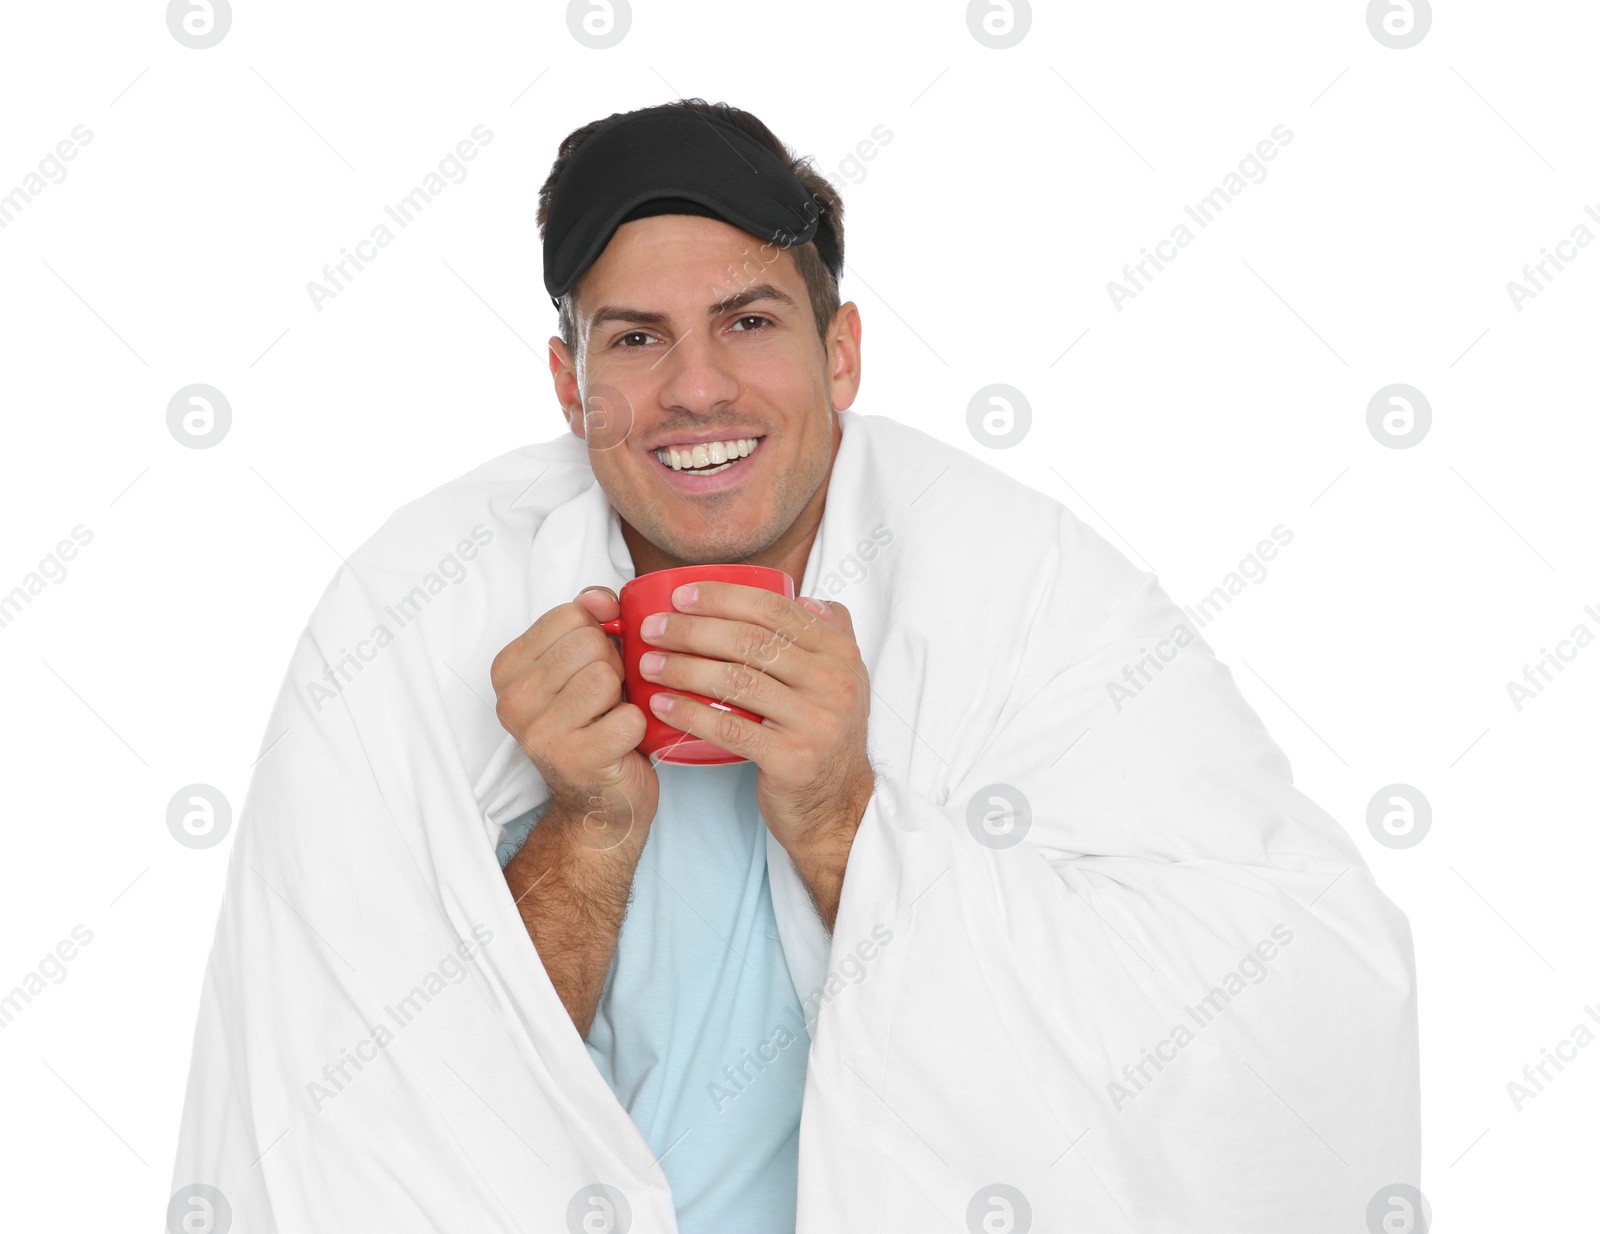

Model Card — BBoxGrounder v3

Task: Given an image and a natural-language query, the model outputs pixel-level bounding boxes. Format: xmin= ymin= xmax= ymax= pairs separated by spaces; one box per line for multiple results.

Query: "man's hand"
xmin=490 ymin=586 xmax=660 ymax=840
xmin=635 ymin=581 xmax=876 ymax=929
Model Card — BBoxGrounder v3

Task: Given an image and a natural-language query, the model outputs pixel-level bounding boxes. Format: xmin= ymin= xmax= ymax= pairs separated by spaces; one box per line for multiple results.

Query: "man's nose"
xmin=654 ymin=327 xmax=740 ymax=412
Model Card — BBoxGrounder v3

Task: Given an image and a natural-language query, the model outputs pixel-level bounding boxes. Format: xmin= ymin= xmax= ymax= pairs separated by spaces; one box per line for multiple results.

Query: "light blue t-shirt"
xmin=498 ymin=759 xmax=810 ymax=1233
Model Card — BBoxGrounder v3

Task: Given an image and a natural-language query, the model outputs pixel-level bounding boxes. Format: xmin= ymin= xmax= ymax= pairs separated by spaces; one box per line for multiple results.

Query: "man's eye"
xmin=731 ymin=315 xmax=770 ymax=332
xmin=616 ymin=331 xmax=654 ymax=348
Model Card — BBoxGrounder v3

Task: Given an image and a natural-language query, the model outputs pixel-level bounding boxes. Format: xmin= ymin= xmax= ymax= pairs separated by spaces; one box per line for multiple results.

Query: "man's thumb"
xmin=575 ymin=585 xmax=619 ymax=617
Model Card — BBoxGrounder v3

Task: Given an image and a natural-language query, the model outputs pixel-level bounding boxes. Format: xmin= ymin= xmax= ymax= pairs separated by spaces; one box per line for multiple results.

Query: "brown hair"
xmin=536 ymin=98 xmax=844 ymax=353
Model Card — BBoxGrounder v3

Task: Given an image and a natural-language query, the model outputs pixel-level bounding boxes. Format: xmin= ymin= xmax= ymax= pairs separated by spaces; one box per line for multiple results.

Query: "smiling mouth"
xmin=652 ymin=435 xmax=764 ymax=476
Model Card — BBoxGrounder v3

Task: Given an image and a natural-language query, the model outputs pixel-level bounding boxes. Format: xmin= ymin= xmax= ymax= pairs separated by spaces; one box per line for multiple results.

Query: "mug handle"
xmin=599 ymin=617 xmax=624 ymax=636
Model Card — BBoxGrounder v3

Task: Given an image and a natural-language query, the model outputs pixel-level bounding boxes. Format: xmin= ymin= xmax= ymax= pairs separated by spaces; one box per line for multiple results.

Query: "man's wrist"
xmin=783 ymin=767 xmax=875 ymax=931
xmin=508 ymin=801 xmax=646 ymax=906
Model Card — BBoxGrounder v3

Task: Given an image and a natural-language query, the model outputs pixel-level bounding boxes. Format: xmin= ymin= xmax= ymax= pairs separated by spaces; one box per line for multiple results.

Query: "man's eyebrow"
xmin=587 ymin=283 xmax=800 ymax=335
xmin=587 ymin=305 xmax=671 ymax=334
xmin=709 ymin=283 xmax=800 ymax=316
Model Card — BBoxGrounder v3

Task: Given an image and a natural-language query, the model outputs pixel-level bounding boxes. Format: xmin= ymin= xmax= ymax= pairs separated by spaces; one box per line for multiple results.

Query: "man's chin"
xmin=654 ymin=524 xmax=778 ymax=567
xmin=671 ymin=540 xmax=767 ymax=566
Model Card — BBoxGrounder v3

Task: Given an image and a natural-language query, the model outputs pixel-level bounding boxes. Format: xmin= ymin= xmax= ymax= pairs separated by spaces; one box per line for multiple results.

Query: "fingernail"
xmin=640 ymin=651 xmax=666 ymax=676
xmin=650 ymin=692 xmax=675 ymax=713
xmin=641 ymin=613 xmax=667 ymax=639
xmin=672 ymin=584 xmax=698 ymax=608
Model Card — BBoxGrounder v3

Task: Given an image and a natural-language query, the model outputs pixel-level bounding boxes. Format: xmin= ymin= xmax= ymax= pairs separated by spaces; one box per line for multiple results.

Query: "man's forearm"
xmin=503 ymin=805 xmax=645 ymax=1039
xmin=786 ymin=770 xmax=874 ymax=933
xmin=789 ymin=826 xmax=854 ymax=933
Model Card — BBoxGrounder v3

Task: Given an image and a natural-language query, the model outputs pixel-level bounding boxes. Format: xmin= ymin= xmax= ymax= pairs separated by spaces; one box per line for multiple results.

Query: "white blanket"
xmin=171 ymin=408 xmax=1419 ymax=1232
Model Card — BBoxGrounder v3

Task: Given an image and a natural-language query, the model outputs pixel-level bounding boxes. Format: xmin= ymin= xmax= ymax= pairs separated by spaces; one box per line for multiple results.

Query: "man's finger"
xmin=575 ymin=585 xmax=620 ymax=622
xmin=648 ymin=690 xmax=770 ymax=764
xmin=801 ymin=596 xmax=852 ymax=626
xmin=492 ymin=589 xmax=617 ymax=692
xmin=667 ymin=581 xmax=828 ymax=652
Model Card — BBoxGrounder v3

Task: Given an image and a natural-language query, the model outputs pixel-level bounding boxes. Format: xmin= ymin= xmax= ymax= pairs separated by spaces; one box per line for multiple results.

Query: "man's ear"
xmin=548 ymin=336 xmax=586 ymax=439
xmin=825 ymin=300 xmax=863 ymax=413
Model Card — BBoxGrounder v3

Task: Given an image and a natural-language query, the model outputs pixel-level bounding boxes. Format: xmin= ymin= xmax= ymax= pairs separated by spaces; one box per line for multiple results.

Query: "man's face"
xmin=548 ymin=214 xmax=861 ymax=570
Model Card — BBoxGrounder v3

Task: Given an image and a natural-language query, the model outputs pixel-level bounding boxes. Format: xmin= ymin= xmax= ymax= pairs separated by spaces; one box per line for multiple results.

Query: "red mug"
xmin=600 ymin=563 xmax=796 ymax=765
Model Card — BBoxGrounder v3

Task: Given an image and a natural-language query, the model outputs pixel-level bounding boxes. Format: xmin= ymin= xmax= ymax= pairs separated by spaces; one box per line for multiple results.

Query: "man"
xmin=490 ymin=101 xmax=873 ymax=1232
xmin=171 ymin=100 xmax=1420 ymax=1233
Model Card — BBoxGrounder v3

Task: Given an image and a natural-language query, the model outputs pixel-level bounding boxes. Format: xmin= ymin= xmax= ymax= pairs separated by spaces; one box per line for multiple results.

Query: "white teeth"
xmin=655 ymin=437 xmax=761 ymax=472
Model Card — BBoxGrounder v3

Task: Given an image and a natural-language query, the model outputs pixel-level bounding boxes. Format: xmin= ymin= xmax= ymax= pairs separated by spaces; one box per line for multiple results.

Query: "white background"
xmin=1 ymin=0 xmax=1595 ymax=1228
